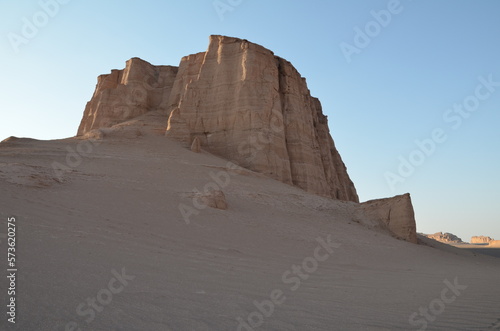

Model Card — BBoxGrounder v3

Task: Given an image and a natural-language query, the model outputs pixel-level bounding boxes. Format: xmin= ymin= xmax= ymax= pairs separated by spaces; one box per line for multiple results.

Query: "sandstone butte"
xmin=77 ymin=35 xmax=418 ymax=244
xmin=470 ymin=236 xmax=495 ymax=244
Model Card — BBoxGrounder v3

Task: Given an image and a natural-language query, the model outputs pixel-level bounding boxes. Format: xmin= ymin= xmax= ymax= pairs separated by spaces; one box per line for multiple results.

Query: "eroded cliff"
xmin=74 ymin=35 xmax=423 ymax=243
xmin=165 ymin=35 xmax=358 ymax=201
xmin=77 ymin=36 xmax=358 ymax=202
xmin=77 ymin=58 xmax=178 ymax=136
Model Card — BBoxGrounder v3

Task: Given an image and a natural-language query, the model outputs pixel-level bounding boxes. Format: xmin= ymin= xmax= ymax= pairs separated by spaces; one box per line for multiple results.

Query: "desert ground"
xmin=1 ymin=126 xmax=499 ymax=330
xmin=451 ymin=243 xmax=500 ymax=259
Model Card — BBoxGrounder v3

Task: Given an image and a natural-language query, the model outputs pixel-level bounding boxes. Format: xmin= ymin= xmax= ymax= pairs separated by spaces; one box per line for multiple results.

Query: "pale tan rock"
xmin=356 ymin=193 xmax=417 ymax=243
xmin=166 ymin=108 xmax=190 ymax=144
xmin=196 ymin=189 xmax=227 ymax=210
xmin=190 ymin=136 xmax=201 ymax=153
xmin=77 ymin=58 xmax=178 ymax=136
xmin=424 ymin=232 xmax=463 ymax=244
xmin=471 ymin=236 xmax=495 ymax=244
xmin=81 ymin=129 xmax=104 ymax=141
xmin=165 ymin=35 xmax=358 ymax=202
xmin=76 ymin=36 xmax=359 ymax=202
xmin=488 ymin=240 xmax=500 ymax=247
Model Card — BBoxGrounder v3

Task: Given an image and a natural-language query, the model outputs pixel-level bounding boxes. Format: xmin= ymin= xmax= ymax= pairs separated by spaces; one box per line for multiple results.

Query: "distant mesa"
xmin=422 ymin=233 xmax=500 ymax=246
xmin=76 ymin=35 xmax=417 ymax=243
xmin=488 ymin=240 xmax=500 ymax=247
xmin=470 ymin=236 xmax=495 ymax=244
xmin=423 ymin=232 xmax=464 ymax=244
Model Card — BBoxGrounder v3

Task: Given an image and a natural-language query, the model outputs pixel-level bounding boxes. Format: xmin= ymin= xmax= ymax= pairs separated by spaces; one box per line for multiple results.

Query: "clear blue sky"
xmin=1 ymin=0 xmax=499 ymax=241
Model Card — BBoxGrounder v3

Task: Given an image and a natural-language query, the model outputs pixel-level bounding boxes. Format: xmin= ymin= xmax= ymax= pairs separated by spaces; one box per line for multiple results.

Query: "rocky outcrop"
xmin=77 ymin=58 xmax=178 ymax=136
xmin=356 ymin=193 xmax=417 ymax=244
xmin=74 ymin=36 xmax=423 ymax=242
xmin=423 ymin=232 xmax=463 ymax=244
xmin=77 ymin=36 xmax=358 ymax=202
xmin=196 ymin=189 xmax=227 ymax=210
xmin=190 ymin=136 xmax=201 ymax=153
xmin=471 ymin=236 xmax=495 ymax=244
xmin=165 ymin=35 xmax=358 ymax=202
xmin=488 ymin=240 xmax=500 ymax=247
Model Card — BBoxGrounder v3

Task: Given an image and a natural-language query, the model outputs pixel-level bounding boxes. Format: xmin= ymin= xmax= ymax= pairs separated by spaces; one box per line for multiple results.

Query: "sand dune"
xmin=0 ymin=133 xmax=499 ymax=331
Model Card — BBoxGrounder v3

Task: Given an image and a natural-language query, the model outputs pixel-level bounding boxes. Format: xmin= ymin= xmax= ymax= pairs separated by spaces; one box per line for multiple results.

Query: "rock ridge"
xmin=423 ymin=232 xmax=464 ymax=244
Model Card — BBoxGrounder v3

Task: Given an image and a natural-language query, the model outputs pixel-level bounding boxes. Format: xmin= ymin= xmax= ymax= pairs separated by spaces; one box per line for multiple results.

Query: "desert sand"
xmin=1 ymin=130 xmax=499 ymax=330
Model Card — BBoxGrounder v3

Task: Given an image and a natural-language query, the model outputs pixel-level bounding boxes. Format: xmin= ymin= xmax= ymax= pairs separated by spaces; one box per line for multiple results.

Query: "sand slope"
xmin=0 ymin=134 xmax=499 ymax=330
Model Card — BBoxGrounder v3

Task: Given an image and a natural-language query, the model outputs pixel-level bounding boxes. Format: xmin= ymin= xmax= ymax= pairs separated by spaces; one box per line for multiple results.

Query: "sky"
xmin=1 ymin=0 xmax=499 ymax=242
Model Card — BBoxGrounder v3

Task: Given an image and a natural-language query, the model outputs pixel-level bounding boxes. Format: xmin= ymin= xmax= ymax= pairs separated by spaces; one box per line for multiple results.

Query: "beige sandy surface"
xmin=0 ymin=132 xmax=499 ymax=330
xmin=489 ymin=241 xmax=500 ymax=248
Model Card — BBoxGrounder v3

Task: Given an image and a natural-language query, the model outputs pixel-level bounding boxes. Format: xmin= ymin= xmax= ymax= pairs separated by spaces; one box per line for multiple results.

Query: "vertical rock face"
xmin=77 ymin=58 xmax=178 ymax=136
xmin=356 ymin=193 xmax=418 ymax=244
xmin=76 ymin=36 xmax=359 ymax=201
xmin=75 ymin=35 xmax=422 ymax=242
xmin=166 ymin=35 xmax=358 ymax=202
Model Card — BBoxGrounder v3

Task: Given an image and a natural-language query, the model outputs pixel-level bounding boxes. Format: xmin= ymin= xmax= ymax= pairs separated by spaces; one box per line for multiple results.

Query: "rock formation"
xmin=76 ymin=35 xmax=420 ymax=243
xmin=196 ymin=189 xmax=227 ymax=210
xmin=165 ymin=36 xmax=358 ymax=202
xmin=471 ymin=236 xmax=495 ymax=244
xmin=356 ymin=193 xmax=417 ymax=244
xmin=77 ymin=58 xmax=178 ymax=136
xmin=77 ymin=35 xmax=358 ymax=202
xmin=190 ymin=136 xmax=201 ymax=153
xmin=423 ymin=232 xmax=463 ymax=244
